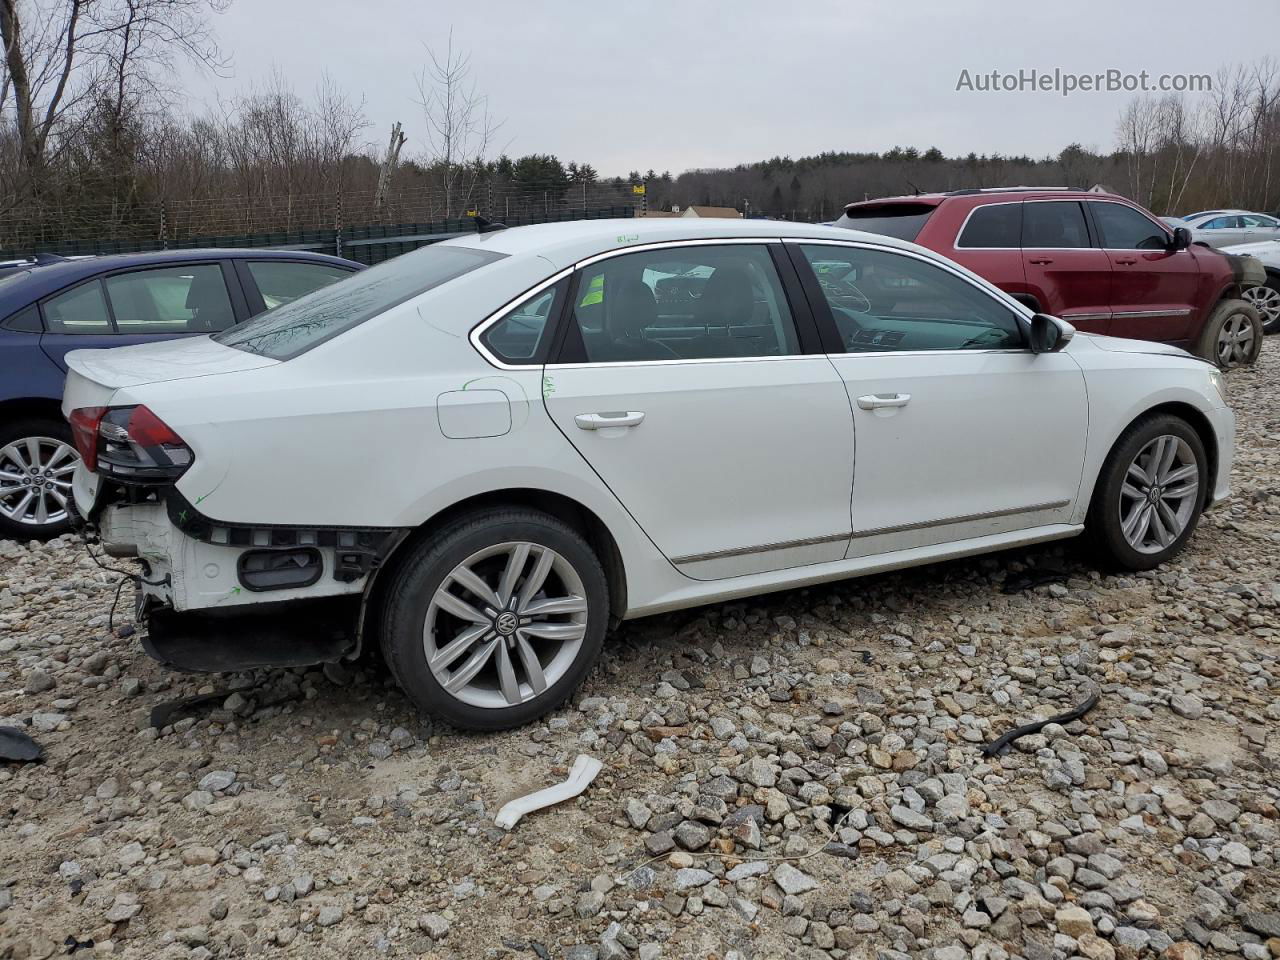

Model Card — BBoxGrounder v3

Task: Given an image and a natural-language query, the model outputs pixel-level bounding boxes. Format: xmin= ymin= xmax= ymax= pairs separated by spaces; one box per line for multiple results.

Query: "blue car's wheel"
xmin=0 ymin=418 xmax=79 ymax=540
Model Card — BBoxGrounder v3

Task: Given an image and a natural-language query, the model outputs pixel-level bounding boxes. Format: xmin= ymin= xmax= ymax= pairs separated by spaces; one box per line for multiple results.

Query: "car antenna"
xmin=905 ymin=179 xmax=923 ymax=196
xmin=473 ymin=214 xmax=508 ymax=234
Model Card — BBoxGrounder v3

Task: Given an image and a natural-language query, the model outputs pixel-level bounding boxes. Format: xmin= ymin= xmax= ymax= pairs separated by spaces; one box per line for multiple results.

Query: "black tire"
xmin=1086 ymin=414 xmax=1208 ymax=571
xmin=1242 ymin=275 xmax=1280 ymax=334
xmin=379 ymin=507 xmax=609 ymax=731
xmin=0 ymin=417 xmax=79 ymax=541
xmin=1195 ymin=299 xmax=1262 ymax=368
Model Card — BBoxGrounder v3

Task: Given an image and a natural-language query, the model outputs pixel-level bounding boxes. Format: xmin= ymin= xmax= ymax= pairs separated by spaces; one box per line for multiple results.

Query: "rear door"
xmin=539 ymin=240 xmax=855 ymax=580
xmin=948 ymin=201 xmax=1028 ymax=301
xmin=39 ymin=261 xmax=246 ymax=371
xmin=1089 ymin=201 xmax=1202 ymax=344
xmin=1020 ymin=200 xmax=1114 ymax=335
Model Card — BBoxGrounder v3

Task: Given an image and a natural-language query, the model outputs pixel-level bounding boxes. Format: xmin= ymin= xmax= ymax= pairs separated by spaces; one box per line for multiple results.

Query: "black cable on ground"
xmin=981 ymin=682 xmax=1101 ymax=757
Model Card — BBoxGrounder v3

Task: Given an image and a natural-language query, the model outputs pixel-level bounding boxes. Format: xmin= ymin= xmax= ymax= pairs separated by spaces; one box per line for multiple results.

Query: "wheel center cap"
xmin=1148 ymin=486 xmax=1162 ymax=504
xmin=494 ymin=611 xmax=519 ymax=636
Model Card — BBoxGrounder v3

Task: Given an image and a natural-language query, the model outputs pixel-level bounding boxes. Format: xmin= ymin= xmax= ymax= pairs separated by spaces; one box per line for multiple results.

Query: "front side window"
xmin=480 ymin=280 xmax=565 ymax=364
xmin=564 ymin=245 xmax=800 ymax=363
xmin=217 ymin=243 xmax=505 ymax=360
xmin=956 ymin=204 xmax=1021 ymax=248
xmin=42 ymin=281 xmax=112 ymax=334
xmin=1023 ymin=202 xmax=1091 ymax=249
xmin=104 ymin=264 xmax=234 ymax=333
xmin=245 ymin=260 xmax=353 ymax=311
xmin=1092 ymin=203 xmax=1171 ymax=250
xmin=798 ymin=244 xmax=1023 ymax=353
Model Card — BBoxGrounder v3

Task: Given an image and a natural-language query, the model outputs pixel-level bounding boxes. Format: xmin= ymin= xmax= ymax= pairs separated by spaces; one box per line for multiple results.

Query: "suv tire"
xmin=0 ymin=417 xmax=80 ymax=540
xmin=1086 ymin=414 xmax=1207 ymax=571
xmin=1196 ymin=299 xmax=1262 ymax=367
xmin=379 ymin=508 xmax=609 ymax=731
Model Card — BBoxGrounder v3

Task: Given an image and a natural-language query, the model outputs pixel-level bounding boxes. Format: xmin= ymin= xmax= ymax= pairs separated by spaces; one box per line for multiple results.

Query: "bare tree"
xmin=414 ymin=29 xmax=501 ymax=218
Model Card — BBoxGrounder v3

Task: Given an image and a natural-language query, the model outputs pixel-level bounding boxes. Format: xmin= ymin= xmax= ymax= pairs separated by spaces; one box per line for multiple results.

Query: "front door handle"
xmin=856 ymin=393 xmax=911 ymax=410
xmin=1114 ymin=257 xmax=1138 ymax=265
xmin=574 ymin=411 xmax=645 ymax=430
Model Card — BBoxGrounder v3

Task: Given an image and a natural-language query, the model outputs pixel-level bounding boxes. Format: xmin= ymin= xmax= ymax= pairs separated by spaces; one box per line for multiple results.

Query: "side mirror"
xmin=1170 ymin=226 xmax=1192 ymax=251
xmin=1029 ymin=313 xmax=1075 ymax=354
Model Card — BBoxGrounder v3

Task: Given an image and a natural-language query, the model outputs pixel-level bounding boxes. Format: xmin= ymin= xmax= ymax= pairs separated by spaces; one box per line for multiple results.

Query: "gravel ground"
xmin=2 ymin=341 xmax=1278 ymax=960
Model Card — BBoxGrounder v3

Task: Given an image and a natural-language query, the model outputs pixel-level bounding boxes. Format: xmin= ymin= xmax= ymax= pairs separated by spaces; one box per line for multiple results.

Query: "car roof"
xmin=844 ymin=188 xmax=1130 ymax=213
xmin=442 ymin=216 xmax=927 ymax=269
xmin=0 ymin=248 xmax=361 ymax=309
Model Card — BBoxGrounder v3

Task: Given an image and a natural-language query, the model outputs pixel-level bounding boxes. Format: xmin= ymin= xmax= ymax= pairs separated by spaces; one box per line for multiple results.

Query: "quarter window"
xmin=1242 ymin=214 xmax=1278 ymax=228
xmin=43 ymin=281 xmax=112 ymax=334
xmin=245 ymin=260 xmax=352 ymax=311
xmin=798 ymin=245 xmax=1023 ymax=353
xmin=104 ymin=265 xmax=235 ymax=333
xmin=1091 ymin=203 xmax=1171 ymax=250
xmin=480 ymin=280 xmax=565 ymax=364
xmin=563 ymin=245 xmax=800 ymax=363
xmin=956 ymin=204 xmax=1021 ymax=248
xmin=1023 ymin=202 xmax=1091 ymax=249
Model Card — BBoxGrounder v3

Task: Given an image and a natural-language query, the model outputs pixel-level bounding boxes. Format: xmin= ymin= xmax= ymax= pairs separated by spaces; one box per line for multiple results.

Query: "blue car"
xmin=0 ymin=249 xmax=362 ymax=539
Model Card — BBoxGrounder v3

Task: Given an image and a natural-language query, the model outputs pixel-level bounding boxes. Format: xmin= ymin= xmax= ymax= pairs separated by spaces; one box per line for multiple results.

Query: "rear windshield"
xmin=835 ymin=204 xmax=936 ymax=242
xmin=216 ymin=244 xmax=505 ymax=359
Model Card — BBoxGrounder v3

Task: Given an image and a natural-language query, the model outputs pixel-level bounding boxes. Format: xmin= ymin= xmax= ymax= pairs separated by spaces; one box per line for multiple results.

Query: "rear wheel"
xmin=1196 ymin=299 xmax=1262 ymax=368
xmin=1241 ymin=277 xmax=1280 ymax=334
xmin=0 ymin=418 xmax=79 ymax=540
xmin=379 ymin=508 xmax=609 ymax=731
xmin=1086 ymin=414 xmax=1207 ymax=571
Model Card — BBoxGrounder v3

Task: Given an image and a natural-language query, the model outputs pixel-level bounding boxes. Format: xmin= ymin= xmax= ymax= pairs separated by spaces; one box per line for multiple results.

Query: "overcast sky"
xmin=178 ymin=0 xmax=1280 ymax=176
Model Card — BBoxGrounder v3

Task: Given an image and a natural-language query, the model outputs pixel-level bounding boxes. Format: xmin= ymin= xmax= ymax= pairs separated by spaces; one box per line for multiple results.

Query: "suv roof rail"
xmin=944 ymin=186 xmax=1084 ymax=196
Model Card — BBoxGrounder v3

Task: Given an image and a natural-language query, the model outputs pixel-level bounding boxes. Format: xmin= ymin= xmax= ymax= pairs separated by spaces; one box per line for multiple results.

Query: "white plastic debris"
xmin=494 ymin=754 xmax=603 ymax=830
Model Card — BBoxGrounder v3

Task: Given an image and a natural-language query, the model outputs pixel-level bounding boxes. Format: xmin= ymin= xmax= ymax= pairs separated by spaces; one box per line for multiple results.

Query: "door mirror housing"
xmin=1029 ymin=313 xmax=1075 ymax=354
xmin=1169 ymin=226 xmax=1192 ymax=251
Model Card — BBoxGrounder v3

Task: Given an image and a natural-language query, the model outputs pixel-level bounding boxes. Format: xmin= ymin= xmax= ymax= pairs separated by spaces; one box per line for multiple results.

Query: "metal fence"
xmin=1 ymin=202 xmax=638 ymax=265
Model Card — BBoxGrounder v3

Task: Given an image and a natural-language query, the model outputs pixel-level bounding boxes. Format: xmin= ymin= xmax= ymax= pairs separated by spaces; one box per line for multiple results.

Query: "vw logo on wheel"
xmin=494 ymin=611 xmax=519 ymax=636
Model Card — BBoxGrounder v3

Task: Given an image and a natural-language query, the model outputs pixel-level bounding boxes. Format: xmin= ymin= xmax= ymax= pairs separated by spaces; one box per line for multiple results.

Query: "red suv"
xmin=835 ymin=188 xmax=1265 ymax=368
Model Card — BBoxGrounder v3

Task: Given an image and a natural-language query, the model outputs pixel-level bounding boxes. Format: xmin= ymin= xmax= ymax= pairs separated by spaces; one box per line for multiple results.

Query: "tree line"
xmin=4 ymin=2 xmax=1280 ymax=256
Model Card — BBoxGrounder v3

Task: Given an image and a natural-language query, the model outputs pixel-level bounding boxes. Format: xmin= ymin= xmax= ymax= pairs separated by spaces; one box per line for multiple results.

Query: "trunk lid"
xmin=62 ymin=335 xmax=278 ymax=416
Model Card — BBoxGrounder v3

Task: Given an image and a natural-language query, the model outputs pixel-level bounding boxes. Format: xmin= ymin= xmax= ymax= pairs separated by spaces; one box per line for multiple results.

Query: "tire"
xmin=379 ymin=508 xmax=609 ymax=731
xmin=0 ymin=417 xmax=80 ymax=541
xmin=1086 ymin=414 xmax=1208 ymax=571
xmin=1195 ymin=299 xmax=1262 ymax=368
xmin=1241 ymin=276 xmax=1280 ymax=334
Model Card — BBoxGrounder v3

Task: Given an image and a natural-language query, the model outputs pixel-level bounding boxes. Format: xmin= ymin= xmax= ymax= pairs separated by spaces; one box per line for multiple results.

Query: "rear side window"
xmin=1023 ymin=202 xmax=1091 ymax=249
xmin=43 ymin=281 xmax=113 ymax=334
xmin=216 ymin=244 xmax=504 ymax=359
xmin=245 ymin=261 xmax=352 ymax=311
xmin=837 ymin=204 xmax=936 ymax=241
xmin=1092 ymin=203 xmax=1171 ymax=250
xmin=104 ymin=264 xmax=235 ymax=333
xmin=956 ymin=204 xmax=1021 ymax=248
xmin=480 ymin=280 xmax=566 ymax=364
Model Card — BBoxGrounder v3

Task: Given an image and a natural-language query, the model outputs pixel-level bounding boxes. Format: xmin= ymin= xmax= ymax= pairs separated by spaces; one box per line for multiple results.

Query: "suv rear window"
xmin=837 ymin=204 xmax=936 ymax=242
xmin=216 ymin=244 xmax=504 ymax=359
xmin=956 ymin=204 xmax=1021 ymax=248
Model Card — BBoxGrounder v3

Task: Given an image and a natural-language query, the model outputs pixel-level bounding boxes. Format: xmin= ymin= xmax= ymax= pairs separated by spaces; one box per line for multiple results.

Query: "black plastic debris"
xmin=0 ymin=725 xmax=43 ymax=763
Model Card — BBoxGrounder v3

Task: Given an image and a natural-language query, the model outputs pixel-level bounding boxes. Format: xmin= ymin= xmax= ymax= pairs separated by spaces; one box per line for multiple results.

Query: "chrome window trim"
xmin=671 ymin=532 xmax=850 ymax=565
xmin=852 ymin=499 xmax=1072 ymax=539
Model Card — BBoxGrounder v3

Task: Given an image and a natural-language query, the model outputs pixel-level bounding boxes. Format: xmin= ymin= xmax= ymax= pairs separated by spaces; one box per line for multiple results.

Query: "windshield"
xmin=836 ymin=204 xmax=937 ymax=241
xmin=215 ymin=244 xmax=505 ymax=359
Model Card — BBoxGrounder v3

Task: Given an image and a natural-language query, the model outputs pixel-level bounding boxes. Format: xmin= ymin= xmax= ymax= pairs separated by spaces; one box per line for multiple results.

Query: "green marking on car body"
xmin=542 ymin=375 xmax=556 ymax=397
xmin=616 ymin=234 xmax=639 ymax=244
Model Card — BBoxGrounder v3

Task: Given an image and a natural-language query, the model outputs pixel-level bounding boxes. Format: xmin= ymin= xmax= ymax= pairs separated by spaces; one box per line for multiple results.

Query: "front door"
xmin=542 ymin=241 xmax=855 ymax=580
xmin=788 ymin=240 xmax=1088 ymax=556
xmin=1090 ymin=201 xmax=1202 ymax=344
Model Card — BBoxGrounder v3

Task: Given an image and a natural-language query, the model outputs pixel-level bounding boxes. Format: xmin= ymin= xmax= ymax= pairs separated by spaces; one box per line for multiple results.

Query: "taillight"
xmin=69 ymin=404 xmax=193 ymax=483
xmin=69 ymin=406 xmax=107 ymax=471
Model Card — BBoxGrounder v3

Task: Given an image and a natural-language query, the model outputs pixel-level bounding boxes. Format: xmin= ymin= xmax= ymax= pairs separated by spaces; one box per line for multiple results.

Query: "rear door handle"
xmin=574 ymin=411 xmax=645 ymax=430
xmin=1028 ymin=257 xmax=1054 ymax=265
xmin=856 ymin=393 xmax=911 ymax=410
xmin=1114 ymin=257 xmax=1138 ymax=265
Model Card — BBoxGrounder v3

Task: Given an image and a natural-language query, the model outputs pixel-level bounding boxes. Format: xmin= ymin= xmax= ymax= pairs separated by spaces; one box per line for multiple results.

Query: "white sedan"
xmin=62 ymin=219 xmax=1235 ymax=730
xmin=1219 ymin=237 xmax=1280 ymax=333
xmin=1181 ymin=210 xmax=1280 ymax=248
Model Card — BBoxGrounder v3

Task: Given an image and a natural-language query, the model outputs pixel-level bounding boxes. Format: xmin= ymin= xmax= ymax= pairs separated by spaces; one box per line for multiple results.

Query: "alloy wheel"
xmin=1241 ymin=284 xmax=1280 ymax=332
xmin=0 ymin=436 xmax=78 ymax=530
xmin=1216 ymin=311 xmax=1256 ymax=366
xmin=1118 ymin=435 xmax=1199 ymax=555
xmin=423 ymin=542 xmax=589 ymax=709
